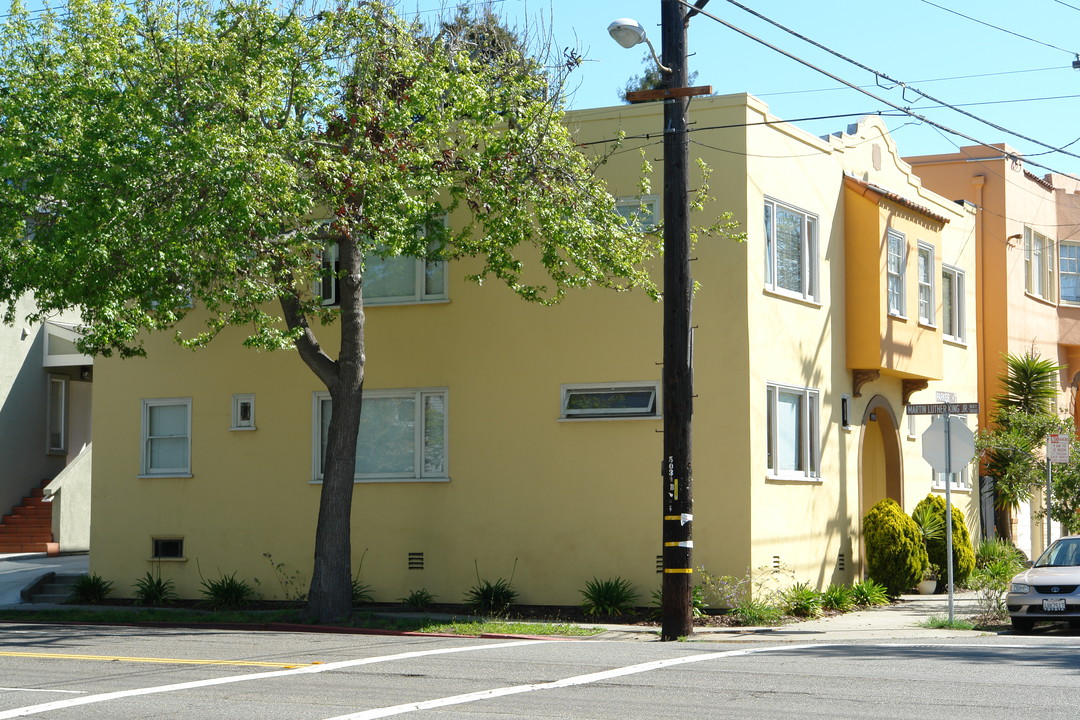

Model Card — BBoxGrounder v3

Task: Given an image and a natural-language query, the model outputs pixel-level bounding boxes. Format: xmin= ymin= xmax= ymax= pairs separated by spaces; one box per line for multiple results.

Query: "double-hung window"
xmin=917 ymin=242 xmax=935 ymax=325
xmin=764 ymin=198 xmax=818 ymax=302
xmin=942 ymin=265 xmax=965 ymax=342
xmin=141 ymin=398 xmax=192 ymax=477
xmin=615 ymin=196 xmax=659 ymax=231
xmin=314 ymin=388 xmax=448 ymax=482
xmin=1060 ymin=242 xmax=1080 ymax=304
xmin=766 ymin=383 xmax=820 ymax=480
xmin=1025 ymin=227 xmax=1055 ymax=301
xmin=934 ymin=467 xmax=971 ymax=491
xmin=47 ymin=375 xmax=67 ymax=454
xmin=887 ymin=230 xmax=906 ymax=317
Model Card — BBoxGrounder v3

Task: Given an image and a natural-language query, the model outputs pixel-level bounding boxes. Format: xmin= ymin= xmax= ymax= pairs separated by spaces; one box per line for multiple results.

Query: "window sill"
xmin=765 ymin=474 xmax=823 ymax=485
xmin=310 ymin=477 xmax=451 ymax=485
xmin=366 ymin=298 xmax=451 ymax=308
xmin=933 ymin=486 xmax=972 ymax=494
xmin=943 ymin=336 xmax=967 ymax=348
xmin=139 ymin=473 xmax=193 ymax=479
xmin=918 ymin=320 xmax=937 ymax=330
xmin=1024 ymin=292 xmax=1057 ymax=308
xmin=148 ymin=557 xmax=187 ymax=562
xmin=558 ymin=415 xmax=661 ymax=422
xmin=229 ymin=426 xmax=257 ymax=432
xmin=762 ymin=287 xmax=822 ymax=308
xmin=888 ymin=312 xmax=908 ymax=321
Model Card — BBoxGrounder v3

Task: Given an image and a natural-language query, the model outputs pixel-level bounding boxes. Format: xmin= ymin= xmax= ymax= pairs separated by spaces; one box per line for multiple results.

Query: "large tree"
xmin=0 ymin=0 xmax=659 ymax=621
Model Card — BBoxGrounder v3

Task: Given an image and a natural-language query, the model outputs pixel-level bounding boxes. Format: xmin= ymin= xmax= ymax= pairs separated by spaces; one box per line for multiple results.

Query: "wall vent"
xmin=656 ymin=555 xmax=664 ymax=574
xmin=837 ymin=552 xmax=846 ymax=572
xmin=408 ymin=552 xmax=424 ymax=570
xmin=772 ymin=555 xmax=781 ymax=571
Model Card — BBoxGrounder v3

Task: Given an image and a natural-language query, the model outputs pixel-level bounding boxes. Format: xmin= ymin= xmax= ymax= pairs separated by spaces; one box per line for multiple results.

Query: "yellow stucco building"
xmin=89 ymin=94 xmax=980 ymax=604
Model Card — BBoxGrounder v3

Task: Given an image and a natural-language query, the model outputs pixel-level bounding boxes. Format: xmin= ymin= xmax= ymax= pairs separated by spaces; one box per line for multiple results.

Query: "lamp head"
xmin=607 ymin=18 xmax=647 ymax=49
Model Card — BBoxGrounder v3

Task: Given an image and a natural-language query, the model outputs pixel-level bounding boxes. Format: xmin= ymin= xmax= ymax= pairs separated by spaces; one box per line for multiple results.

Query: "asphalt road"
xmin=3 ymin=624 xmax=1080 ymax=719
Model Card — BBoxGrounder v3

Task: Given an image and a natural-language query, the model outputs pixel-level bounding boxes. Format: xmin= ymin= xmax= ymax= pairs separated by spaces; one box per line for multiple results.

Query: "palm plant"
xmin=992 ymin=351 xmax=1061 ymax=418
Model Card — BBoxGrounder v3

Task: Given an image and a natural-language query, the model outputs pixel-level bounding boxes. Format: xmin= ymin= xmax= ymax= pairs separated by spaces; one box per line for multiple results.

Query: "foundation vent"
xmin=408 ymin=552 xmax=424 ymax=570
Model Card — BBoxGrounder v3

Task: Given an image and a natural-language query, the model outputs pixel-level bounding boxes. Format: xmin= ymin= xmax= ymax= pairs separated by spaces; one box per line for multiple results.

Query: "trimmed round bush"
xmin=863 ymin=498 xmax=928 ymax=596
xmin=912 ymin=494 xmax=976 ymax=587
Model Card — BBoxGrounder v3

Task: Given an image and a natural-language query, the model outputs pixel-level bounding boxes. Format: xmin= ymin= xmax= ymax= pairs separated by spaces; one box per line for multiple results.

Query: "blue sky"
xmin=424 ymin=0 xmax=1080 ymax=177
xmin=15 ymin=0 xmax=1080 ymax=175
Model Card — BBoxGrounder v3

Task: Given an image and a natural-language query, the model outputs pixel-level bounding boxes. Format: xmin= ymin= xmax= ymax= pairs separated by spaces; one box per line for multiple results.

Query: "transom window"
xmin=766 ymin=383 xmax=820 ymax=480
xmin=764 ymin=198 xmax=818 ymax=302
xmin=1025 ymin=227 xmax=1055 ymax=301
xmin=887 ymin=230 xmax=906 ymax=317
xmin=1060 ymin=241 xmax=1080 ymax=304
xmin=314 ymin=388 xmax=448 ymax=482
xmin=917 ymin=242 xmax=935 ymax=325
xmin=141 ymin=398 xmax=192 ymax=477
xmin=942 ymin=265 xmax=965 ymax=342
xmin=560 ymin=382 xmax=659 ymax=419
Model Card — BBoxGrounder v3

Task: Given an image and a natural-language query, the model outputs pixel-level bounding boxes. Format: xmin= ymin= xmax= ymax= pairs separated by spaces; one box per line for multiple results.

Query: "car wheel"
xmin=1011 ymin=617 xmax=1036 ymax=634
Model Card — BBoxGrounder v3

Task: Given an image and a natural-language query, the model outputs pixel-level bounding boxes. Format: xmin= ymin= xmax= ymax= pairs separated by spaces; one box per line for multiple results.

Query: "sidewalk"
xmin=587 ymin=591 xmax=993 ymax=641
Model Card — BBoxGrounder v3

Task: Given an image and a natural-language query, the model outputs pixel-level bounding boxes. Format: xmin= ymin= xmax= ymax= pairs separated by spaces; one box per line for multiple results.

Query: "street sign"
xmin=922 ymin=416 xmax=975 ymax=473
xmin=907 ymin=402 xmax=979 ymax=416
xmin=935 ymin=391 xmax=957 ymax=403
xmin=1048 ymin=433 xmax=1071 ymax=464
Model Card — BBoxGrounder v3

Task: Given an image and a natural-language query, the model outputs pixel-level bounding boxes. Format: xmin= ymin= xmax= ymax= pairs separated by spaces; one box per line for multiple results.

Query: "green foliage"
xmin=863 ymin=499 xmax=928 ymax=596
xmin=975 ymin=539 xmax=1028 ymax=568
xmin=649 ymin=585 xmax=708 ymax=619
xmin=911 ymin=494 xmax=975 ymax=587
xmin=849 ymin=579 xmax=890 ymax=607
xmin=199 ymin=572 xmax=256 ymax=611
xmin=580 ymin=577 xmax=640 ymax=617
xmin=993 ymin=351 xmax=1062 ymax=416
xmin=729 ymin=600 xmax=785 ymax=626
xmin=821 ymin=584 xmax=856 ymax=612
xmin=464 ymin=577 xmax=518 ymax=617
xmin=697 ymin=563 xmax=795 ymax=610
xmin=261 ymin=553 xmax=307 ymax=602
xmin=781 ymin=582 xmax=822 ymax=618
xmin=919 ymin=615 xmax=976 ymax=630
xmin=66 ymin=574 xmax=114 ymax=604
xmin=132 ymin=571 xmax=178 ymax=607
xmin=970 ymin=558 xmax=1022 ymax=617
xmin=351 ymin=579 xmax=374 ymax=606
xmin=911 ymin=503 xmax=944 ymax=542
xmin=401 ymin=588 xmax=436 ymax=610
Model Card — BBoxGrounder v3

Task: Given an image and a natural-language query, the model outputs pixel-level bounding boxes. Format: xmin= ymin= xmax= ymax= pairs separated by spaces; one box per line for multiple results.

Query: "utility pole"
xmin=659 ymin=0 xmax=694 ymax=642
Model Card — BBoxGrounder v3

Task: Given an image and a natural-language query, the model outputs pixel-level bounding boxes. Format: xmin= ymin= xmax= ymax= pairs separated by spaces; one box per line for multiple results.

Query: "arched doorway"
xmin=859 ymin=395 xmax=903 ymax=521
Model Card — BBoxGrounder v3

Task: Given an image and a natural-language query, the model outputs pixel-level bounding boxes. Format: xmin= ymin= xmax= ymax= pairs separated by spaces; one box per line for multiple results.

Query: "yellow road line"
xmin=0 ymin=651 xmax=310 ymax=668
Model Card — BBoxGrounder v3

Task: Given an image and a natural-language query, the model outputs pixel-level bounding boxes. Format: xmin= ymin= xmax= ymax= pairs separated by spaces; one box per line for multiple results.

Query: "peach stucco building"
xmin=87 ymin=95 xmax=980 ymax=604
xmin=908 ymin=145 xmax=1080 ymax=558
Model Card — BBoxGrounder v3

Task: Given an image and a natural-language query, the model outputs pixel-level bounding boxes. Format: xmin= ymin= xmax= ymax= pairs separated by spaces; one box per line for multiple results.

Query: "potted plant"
xmin=917 ymin=564 xmax=940 ymax=595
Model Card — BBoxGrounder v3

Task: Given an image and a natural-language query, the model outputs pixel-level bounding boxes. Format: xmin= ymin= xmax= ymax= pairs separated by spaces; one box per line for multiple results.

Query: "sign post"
xmin=1047 ymin=433 xmax=1071 ymax=547
xmin=914 ymin=402 xmax=978 ymax=623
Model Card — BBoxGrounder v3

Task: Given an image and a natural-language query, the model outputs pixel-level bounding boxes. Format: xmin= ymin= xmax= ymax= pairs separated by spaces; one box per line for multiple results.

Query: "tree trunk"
xmin=280 ymin=229 xmax=367 ymax=624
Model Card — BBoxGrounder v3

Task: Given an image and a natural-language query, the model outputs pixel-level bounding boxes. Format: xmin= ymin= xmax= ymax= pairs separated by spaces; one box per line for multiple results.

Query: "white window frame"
xmin=917 ymin=241 xmax=935 ymax=325
xmin=313 ymin=388 xmax=449 ymax=483
xmin=615 ymin=195 xmax=660 ymax=230
xmin=560 ymin=382 xmax=660 ymax=420
xmin=764 ymin=197 xmax=819 ymax=303
xmin=934 ymin=466 xmax=971 ymax=492
xmin=766 ymin=382 xmax=820 ymax=481
xmin=140 ymin=398 xmax=192 ymax=477
xmin=887 ymin=230 xmax=906 ymax=317
xmin=1025 ymin=226 xmax=1055 ymax=301
xmin=1060 ymin=241 xmax=1080 ymax=305
xmin=230 ymin=393 xmax=256 ymax=431
xmin=941 ymin=264 xmax=966 ymax=343
xmin=46 ymin=375 xmax=68 ymax=455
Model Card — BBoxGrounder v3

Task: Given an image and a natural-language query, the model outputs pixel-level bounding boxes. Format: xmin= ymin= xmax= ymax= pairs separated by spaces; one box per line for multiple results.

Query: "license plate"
xmin=1043 ymin=598 xmax=1067 ymax=612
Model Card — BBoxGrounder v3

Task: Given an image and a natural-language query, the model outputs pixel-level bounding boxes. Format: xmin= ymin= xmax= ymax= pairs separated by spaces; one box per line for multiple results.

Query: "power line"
xmin=757 ymin=66 xmax=1068 ymax=99
xmin=719 ymin=0 xmax=1080 ymax=164
xmin=916 ymin=0 xmax=1079 ymax=56
xmin=682 ymin=0 xmax=1078 ymax=179
xmin=1051 ymin=0 xmax=1080 ymax=12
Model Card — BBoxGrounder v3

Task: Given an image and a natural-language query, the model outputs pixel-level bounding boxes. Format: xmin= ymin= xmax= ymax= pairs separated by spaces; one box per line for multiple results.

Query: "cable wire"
xmin=916 ymin=0 xmax=1078 ymax=56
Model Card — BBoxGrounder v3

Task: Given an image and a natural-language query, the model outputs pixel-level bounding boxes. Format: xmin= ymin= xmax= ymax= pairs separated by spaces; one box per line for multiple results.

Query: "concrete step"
xmin=24 ymin=573 xmax=86 ymax=603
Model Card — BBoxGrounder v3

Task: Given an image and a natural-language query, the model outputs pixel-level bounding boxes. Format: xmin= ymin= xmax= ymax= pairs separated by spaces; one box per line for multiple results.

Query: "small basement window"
xmin=152 ymin=538 xmax=185 ymax=560
xmin=231 ymin=393 xmax=256 ymax=431
xmin=561 ymin=382 xmax=659 ymax=419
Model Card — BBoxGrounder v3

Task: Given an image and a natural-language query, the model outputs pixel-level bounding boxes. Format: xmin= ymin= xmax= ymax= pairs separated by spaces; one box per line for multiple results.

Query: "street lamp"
xmin=609 ymin=0 xmax=696 ymax=641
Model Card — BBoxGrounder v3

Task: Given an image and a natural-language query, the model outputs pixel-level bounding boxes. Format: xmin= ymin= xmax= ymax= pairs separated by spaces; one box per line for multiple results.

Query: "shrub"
xmin=401 ymin=588 xmax=436 ymax=610
xmin=465 ymin=577 xmax=518 ymax=616
xmin=911 ymin=494 xmax=976 ymax=587
xmin=132 ymin=571 xmax=178 ymax=606
xmin=975 ymin=538 xmax=1027 ymax=569
xmin=199 ymin=572 xmax=256 ymax=610
xmin=67 ymin=573 xmax=114 ymax=604
xmin=729 ymin=599 xmax=784 ymax=626
xmin=850 ymin=579 xmax=890 ymax=607
xmin=261 ymin=553 xmax=307 ymax=601
xmin=863 ymin=498 xmax=927 ymax=596
xmin=971 ymin=555 xmax=1026 ymax=617
xmin=781 ymin=582 xmax=822 ymax=618
xmin=351 ymin=579 xmax=374 ymax=606
xmin=580 ymin=577 xmax=639 ymax=617
xmin=821 ymin=583 xmax=855 ymax=612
